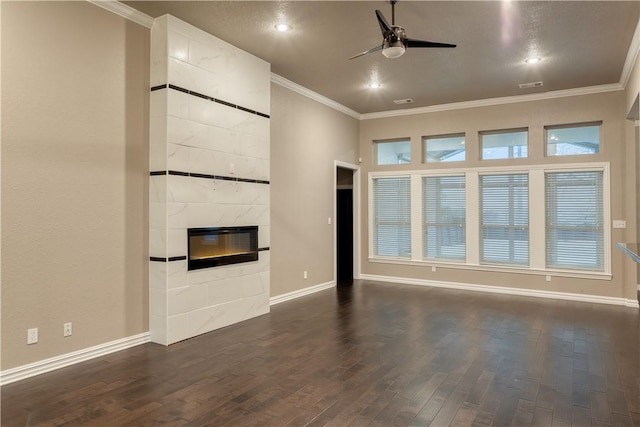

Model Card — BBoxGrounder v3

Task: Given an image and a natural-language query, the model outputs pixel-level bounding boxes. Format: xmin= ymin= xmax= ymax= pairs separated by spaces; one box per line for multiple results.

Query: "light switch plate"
xmin=612 ymin=220 xmax=626 ymax=229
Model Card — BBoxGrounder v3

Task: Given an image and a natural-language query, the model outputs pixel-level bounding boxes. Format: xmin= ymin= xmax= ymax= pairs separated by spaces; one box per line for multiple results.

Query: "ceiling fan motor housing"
xmin=382 ymin=26 xmax=407 ymax=58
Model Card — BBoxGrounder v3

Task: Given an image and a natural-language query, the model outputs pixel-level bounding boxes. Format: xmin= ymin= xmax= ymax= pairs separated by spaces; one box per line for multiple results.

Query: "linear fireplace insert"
xmin=188 ymin=226 xmax=258 ymax=270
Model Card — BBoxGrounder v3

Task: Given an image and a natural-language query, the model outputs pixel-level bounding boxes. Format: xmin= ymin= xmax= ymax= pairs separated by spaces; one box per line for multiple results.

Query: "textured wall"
xmin=270 ymin=84 xmax=359 ymax=297
xmin=1 ymin=1 xmax=149 ymax=369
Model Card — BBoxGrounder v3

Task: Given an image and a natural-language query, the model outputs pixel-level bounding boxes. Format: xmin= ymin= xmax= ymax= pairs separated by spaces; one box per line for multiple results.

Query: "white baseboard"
xmin=360 ymin=274 xmax=640 ymax=309
xmin=0 ymin=332 xmax=150 ymax=386
xmin=270 ymin=281 xmax=335 ymax=305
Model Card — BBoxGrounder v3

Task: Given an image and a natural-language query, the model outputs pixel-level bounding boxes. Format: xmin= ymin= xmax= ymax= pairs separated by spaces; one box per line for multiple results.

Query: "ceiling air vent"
xmin=519 ymin=81 xmax=543 ymax=89
xmin=393 ymin=98 xmax=414 ymax=105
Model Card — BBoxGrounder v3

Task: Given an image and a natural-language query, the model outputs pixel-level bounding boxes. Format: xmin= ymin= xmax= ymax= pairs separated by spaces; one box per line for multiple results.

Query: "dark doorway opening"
xmin=337 ymin=167 xmax=354 ymax=285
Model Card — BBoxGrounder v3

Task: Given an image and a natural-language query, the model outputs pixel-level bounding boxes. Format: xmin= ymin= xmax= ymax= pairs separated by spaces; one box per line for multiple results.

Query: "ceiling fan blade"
xmin=349 ymin=44 xmax=384 ymax=60
xmin=406 ymin=38 xmax=456 ymax=48
xmin=375 ymin=10 xmax=393 ymax=38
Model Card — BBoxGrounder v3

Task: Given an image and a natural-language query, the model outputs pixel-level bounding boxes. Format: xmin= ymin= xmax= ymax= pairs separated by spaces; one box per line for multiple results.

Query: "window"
xmin=479 ymin=174 xmax=529 ymax=265
xmin=372 ymin=177 xmax=411 ymax=258
xmin=424 ymin=134 xmax=466 ymax=162
xmin=480 ymin=129 xmax=528 ymax=160
xmin=369 ymin=163 xmax=609 ymax=278
xmin=546 ymin=122 xmax=601 ymax=156
xmin=545 ymin=171 xmax=604 ymax=271
xmin=375 ymin=139 xmax=411 ymax=165
xmin=422 ymin=176 xmax=466 ymax=260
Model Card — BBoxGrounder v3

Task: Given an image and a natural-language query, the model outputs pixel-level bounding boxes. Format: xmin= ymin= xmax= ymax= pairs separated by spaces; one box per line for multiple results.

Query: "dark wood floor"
xmin=2 ymin=280 xmax=640 ymax=426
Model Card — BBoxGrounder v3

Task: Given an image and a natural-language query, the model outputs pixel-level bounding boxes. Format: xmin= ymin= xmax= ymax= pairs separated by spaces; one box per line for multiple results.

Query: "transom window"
xmin=480 ymin=129 xmax=528 ymax=160
xmin=423 ymin=134 xmax=466 ymax=163
xmin=375 ymin=139 xmax=411 ymax=165
xmin=546 ymin=122 xmax=601 ymax=156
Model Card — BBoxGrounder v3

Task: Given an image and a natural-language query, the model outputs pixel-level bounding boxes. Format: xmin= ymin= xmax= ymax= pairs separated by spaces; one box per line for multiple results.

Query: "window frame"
xmin=544 ymin=170 xmax=607 ymax=271
xmin=373 ymin=138 xmax=412 ymax=166
xmin=478 ymin=172 xmax=530 ymax=267
xmin=545 ymin=121 xmax=602 ymax=157
xmin=369 ymin=174 xmax=412 ymax=259
xmin=479 ymin=128 xmax=529 ymax=160
xmin=423 ymin=133 xmax=466 ymax=163
xmin=422 ymin=174 xmax=467 ymax=261
xmin=368 ymin=162 xmax=611 ymax=280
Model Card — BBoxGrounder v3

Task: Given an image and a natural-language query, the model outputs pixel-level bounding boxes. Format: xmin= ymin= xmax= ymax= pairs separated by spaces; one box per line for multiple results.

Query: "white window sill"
xmin=368 ymin=257 xmax=612 ymax=281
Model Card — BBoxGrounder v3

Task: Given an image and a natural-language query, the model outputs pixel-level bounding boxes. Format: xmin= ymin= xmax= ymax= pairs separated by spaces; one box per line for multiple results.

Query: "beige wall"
xmin=270 ymin=84 xmax=359 ymax=297
xmin=1 ymin=1 xmax=149 ymax=369
xmin=626 ymin=51 xmax=640 ymax=285
xmin=359 ymin=91 xmax=637 ymax=301
xmin=626 ymin=50 xmax=640 ymax=116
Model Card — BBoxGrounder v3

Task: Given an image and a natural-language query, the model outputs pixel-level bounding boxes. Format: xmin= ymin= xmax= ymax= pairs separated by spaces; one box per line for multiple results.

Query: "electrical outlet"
xmin=328 ymin=217 xmax=332 ymax=225
xmin=64 ymin=322 xmax=73 ymax=337
xmin=27 ymin=328 xmax=38 ymax=345
xmin=545 ymin=275 xmax=552 ymax=282
xmin=303 ymin=270 xmax=308 ymax=279
xmin=431 ymin=266 xmax=436 ymax=272
xmin=612 ymin=220 xmax=626 ymax=229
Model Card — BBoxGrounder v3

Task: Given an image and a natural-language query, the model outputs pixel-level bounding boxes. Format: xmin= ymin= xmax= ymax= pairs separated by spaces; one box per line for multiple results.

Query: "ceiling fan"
xmin=350 ymin=0 xmax=456 ymax=60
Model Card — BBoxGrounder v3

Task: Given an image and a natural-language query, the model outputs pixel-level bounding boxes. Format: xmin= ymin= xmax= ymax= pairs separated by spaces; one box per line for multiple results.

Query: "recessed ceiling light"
xmin=369 ymin=82 xmax=381 ymax=89
xmin=275 ymin=23 xmax=291 ymax=32
xmin=525 ymin=57 xmax=542 ymax=64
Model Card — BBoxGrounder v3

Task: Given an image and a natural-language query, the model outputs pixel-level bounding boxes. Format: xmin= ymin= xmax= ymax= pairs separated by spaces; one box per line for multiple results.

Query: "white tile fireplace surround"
xmin=148 ymin=15 xmax=271 ymax=345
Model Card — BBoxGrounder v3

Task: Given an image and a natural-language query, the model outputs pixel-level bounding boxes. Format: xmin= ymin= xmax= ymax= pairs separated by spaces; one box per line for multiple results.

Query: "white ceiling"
xmin=123 ymin=1 xmax=640 ymax=115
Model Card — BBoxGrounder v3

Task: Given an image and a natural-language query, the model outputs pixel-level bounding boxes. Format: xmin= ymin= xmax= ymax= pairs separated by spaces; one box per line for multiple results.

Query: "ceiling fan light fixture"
xmin=274 ymin=23 xmax=291 ymax=32
xmin=382 ymin=40 xmax=406 ymax=58
xmin=382 ymin=46 xmax=405 ymax=58
xmin=524 ymin=56 xmax=541 ymax=64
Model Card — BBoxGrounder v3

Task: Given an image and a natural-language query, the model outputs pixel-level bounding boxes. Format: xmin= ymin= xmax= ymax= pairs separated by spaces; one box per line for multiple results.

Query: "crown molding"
xmin=360 ymin=83 xmax=624 ymax=120
xmin=620 ymin=15 xmax=640 ymax=88
xmin=270 ymin=73 xmax=361 ymax=120
xmin=86 ymin=0 xmax=154 ymax=28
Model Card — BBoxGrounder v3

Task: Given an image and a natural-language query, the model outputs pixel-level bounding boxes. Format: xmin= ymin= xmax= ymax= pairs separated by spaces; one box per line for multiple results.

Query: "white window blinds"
xmin=372 ymin=177 xmax=411 ymax=258
xmin=479 ymin=174 xmax=529 ymax=265
xmin=545 ymin=171 xmax=604 ymax=271
xmin=422 ymin=176 xmax=466 ymax=260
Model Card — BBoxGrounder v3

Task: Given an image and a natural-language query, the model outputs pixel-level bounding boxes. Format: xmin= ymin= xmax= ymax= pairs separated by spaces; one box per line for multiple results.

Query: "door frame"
xmin=334 ymin=160 xmax=361 ymax=285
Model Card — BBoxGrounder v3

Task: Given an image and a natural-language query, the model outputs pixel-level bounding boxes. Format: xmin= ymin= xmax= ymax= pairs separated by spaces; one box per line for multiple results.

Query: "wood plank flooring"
xmin=2 ymin=280 xmax=639 ymax=426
